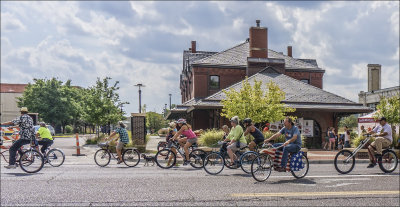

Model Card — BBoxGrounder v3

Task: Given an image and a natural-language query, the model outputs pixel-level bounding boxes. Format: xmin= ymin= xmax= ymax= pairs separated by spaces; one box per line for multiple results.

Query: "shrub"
xmin=263 ymin=131 xmax=285 ymax=143
xmin=393 ymin=133 xmax=399 ymax=149
xmin=199 ymin=129 xmax=224 ymax=147
xmin=352 ymin=135 xmax=374 ymax=148
xmin=65 ymin=125 xmax=73 ymax=134
xmin=158 ymin=128 xmax=168 ymax=136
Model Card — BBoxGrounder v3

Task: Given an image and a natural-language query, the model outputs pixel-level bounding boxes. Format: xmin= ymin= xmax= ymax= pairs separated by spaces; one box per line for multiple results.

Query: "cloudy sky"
xmin=1 ymin=1 xmax=399 ymax=115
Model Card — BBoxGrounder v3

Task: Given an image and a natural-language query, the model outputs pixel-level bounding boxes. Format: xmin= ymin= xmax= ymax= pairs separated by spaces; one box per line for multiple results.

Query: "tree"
xmin=220 ymin=78 xmax=295 ymax=124
xmin=338 ymin=115 xmax=358 ymax=128
xmin=374 ymin=94 xmax=400 ymax=140
xmin=82 ymin=77 xmax=125 ymax=136
xmin=17 ymin=78 xmax=82 ymax=132
xmin=146 ymin=111 xmax=168 ymax=133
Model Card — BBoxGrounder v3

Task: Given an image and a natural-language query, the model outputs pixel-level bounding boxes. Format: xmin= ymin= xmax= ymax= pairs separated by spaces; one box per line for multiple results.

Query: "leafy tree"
xmin=17 ymin=78 xmax=82 ymax=132
xmin=221 ymin=78 xmax=295 ymax=124
xmin=374 ymin=94 xmax=400 ymax=141
xmin=82 ymin=77 xmax=126 ymax=136
xmin=146 ymin=111 xmax=168 ymax=133
xmin=338 ymin=115 xmax=358 ymax=128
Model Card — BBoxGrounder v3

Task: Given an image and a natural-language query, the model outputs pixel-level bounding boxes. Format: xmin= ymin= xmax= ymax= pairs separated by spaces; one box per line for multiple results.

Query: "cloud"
xmin=1 ymin=1 xmax=398 ymax=114
xmin=1 ymin=12 xmax=26 ymax=32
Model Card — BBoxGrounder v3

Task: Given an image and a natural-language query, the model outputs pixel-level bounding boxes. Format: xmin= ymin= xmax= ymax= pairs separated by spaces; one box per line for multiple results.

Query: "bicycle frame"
xmin=344 ymin=136 xmax=371 ymax=162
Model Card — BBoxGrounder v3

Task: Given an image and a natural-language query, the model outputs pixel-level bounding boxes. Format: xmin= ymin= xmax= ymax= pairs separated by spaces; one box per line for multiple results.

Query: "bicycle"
xmin=334 ymin=134 xmax=398 ymax=174
xmin=94 ymin=141 xmax=141 ymax=167
xmin=250 ymin=143 xmax=309 ymax=182
xmin=203 ymin=141 xmax=248 ymax=175
xmin=42 ymin=147 xmax=65 ymax=167
xmin=155 ymin=139 xmax=206 ymax=169
xmin=0 ymin=139 xmax=45 ymax=173
xmin=239 ymin=142 xmax=265 ymax=174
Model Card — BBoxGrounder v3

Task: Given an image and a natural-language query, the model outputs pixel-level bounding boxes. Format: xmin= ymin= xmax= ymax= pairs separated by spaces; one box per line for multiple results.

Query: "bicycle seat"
xmin=240 ymin=145 xmax=248 ymax=150
xmin=191 ymin=143 xmax=198 ymax=147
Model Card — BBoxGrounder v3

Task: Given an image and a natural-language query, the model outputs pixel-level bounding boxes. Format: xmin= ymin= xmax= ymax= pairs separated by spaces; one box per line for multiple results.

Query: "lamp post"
xmin=134 ymin=84 xmax=145 ymax=113
xmin=169 ymin=94 xmax=172 ymax=109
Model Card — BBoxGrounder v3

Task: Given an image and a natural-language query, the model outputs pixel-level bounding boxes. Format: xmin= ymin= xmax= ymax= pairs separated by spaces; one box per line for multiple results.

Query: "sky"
xmin=1 ymin=1 xmax=399 ymax=115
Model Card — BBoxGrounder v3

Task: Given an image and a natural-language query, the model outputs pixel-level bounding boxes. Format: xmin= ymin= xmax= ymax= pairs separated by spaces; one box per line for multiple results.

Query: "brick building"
xmin=169 ymin=20 xmax=372 ymax=148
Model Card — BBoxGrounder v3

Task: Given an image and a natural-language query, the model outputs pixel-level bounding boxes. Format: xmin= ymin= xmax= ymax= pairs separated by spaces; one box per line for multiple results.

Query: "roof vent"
xmin=256 ymin=20 xmax=260 ymax=27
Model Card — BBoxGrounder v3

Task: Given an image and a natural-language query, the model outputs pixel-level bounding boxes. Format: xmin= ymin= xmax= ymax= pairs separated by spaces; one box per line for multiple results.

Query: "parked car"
xmin=34 ymin=125 xmax=55 ymax=136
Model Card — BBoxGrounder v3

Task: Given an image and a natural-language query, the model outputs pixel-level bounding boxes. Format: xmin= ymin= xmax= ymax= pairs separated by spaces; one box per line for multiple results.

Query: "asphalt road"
xmin=1 ymin=159 xmax=399 ymax=206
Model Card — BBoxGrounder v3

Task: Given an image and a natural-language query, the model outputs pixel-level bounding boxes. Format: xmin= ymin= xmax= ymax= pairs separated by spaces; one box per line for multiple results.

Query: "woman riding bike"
xmin=226 ymin=116 xmax=247 ymax=167
xmin=171 ymin=118 xmax=197 ymax=165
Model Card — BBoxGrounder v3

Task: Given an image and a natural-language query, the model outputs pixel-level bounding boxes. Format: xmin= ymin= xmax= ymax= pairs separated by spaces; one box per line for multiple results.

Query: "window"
xmin=300 ymin=79 xmax=309 ymax=84
xmin=209 ymin=76 xmax=220 ymax=90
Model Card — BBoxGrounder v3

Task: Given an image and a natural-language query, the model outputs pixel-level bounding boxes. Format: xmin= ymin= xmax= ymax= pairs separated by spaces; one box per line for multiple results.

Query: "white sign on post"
xmin=303 ymin=120 xmax=314 ymax=137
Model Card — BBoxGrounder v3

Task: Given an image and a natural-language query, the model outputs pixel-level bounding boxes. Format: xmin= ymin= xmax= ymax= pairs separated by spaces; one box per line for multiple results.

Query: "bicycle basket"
xmin=98 ymin=142 xmax=108 ymax=148
xmin=290 ymin=151 xmax=304 ymax=171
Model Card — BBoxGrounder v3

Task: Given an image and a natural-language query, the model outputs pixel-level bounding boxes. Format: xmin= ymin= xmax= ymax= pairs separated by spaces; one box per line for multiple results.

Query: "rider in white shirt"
xmin=366 ymin=117 xmax=392 ymax=168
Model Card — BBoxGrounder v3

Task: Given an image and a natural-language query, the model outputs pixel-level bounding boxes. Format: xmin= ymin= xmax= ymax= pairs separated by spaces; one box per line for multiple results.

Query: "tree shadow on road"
xmin=5 ymin=172 xmax=43 ymax=177
xmin=268 ymin=178 xmax=316 ymax=185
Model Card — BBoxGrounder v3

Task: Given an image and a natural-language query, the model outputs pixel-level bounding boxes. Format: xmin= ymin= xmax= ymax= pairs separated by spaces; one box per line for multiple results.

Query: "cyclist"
xmin=366 ymin=117 xmax=393 ymax=168
xmin=107 ymin=121 xmax=129 ymax=164
xmin=243 ymin=118 xmax=265 ymax=151
xmin=171 ymin=118 xmax=197 ymax=165
xmin=36 ymin=122 xmax=54 ymax=157
xmin=226 ymin=116 xmax=247 ymax=166
xmin=264 ymin=116 xmax=302 ymax=172
xmin=1 ymin=107 xmax=35 ymax=169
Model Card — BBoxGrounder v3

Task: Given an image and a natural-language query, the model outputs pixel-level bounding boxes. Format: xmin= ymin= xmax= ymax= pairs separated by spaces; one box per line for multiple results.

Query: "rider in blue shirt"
xmin=264 ymin=117 xmax=302 ymax=172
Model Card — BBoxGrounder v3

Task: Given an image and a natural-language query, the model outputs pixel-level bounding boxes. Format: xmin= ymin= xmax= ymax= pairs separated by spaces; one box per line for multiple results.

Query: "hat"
xmin=20 ymin=107 xmax=28 ymax=112
xmin=378 ymin=117 xmax=387 ymax=121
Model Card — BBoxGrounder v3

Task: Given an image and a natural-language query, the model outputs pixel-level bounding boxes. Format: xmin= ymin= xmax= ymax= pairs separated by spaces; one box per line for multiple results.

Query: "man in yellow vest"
xmin=36 ymin=122 xmax=54 ymax=156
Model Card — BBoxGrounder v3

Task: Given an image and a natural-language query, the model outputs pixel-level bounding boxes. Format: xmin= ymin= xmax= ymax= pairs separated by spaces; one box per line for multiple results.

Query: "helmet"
xmin=243 ymin=118 xmax=252 ymax=124
xmin=177 ymin=118 xmax=186 ymax=124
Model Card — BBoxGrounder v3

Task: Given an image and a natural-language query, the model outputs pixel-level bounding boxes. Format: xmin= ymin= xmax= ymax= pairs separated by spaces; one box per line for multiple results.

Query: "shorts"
xmin=227 ymin=142 xmax=247 ymax=152
xmin=253 ymin=138 xmax=264 ymax=145
xmin=116 ymin=141 xmax=126 ymax=150
xmin=187 ymin=138 xmax=198 ymax=144
xmin=329 ymin=138 xmax=336 ymax=143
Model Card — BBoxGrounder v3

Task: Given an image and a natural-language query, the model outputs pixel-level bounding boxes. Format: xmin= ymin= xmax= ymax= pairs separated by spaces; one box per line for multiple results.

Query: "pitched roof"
xmin=205 ymin=68 xmax=356 ymax=104
xmin=192 ymin=41 xmax=321 ymax=70
xmin=0 ymin=83 xmax=27 ymax=93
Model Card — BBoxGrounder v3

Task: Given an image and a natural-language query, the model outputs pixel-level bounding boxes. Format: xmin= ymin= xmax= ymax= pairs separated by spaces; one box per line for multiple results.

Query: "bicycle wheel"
xmin=122 ymin=149 xmax=141 ymax=167
xmin=189 ymin=149 xmax=206 ymax=169
xmin=19 ymin=149 xmax=44 ymax=173
xmin=155 ymin=149 xmax=176 ymax=169
xmin=47 ymin=149 xmax=65 ymax=167
xmin=378 ymin=150 xmax=398 ymax=173
xmin=334 ymin=150 xmax=355 ymax=174
xmin=94 ymin=149 xmax=111 ymax=167
xmin=203 ymin=152 xmax=224 ymax=175
xmin=240 ymin=151 xmax=258 ymax=174
xmin=251 ymin=154 xmax=272 ymax=182
xmin=157 ymin=142 xmax=168 ymax=156
xmin=290 ymin=153 xmax=309 ymax=179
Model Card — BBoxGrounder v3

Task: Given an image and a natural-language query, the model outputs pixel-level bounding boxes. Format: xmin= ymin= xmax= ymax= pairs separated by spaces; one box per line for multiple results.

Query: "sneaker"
xmin=367 ymin=163 xmax=376 ymax=168
xmin=117 ymin=160 xmax=123 ymax=164
xmin=4 ymin=165 xmax=17 ymax=169
xmin=183 ymin=161 xmax=189 ymax=166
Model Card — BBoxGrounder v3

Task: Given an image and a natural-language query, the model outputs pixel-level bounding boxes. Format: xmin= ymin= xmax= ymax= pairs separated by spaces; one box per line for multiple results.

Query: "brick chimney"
xmin=287 ymin=46 xmax=292 ymax=57
xmin=249 ymin=20 xmax=268 ymax=58
xmin=191 ymin=41 xmax=196 ymax=53
xmin=367 ymin=64 xmax=381 ymax=92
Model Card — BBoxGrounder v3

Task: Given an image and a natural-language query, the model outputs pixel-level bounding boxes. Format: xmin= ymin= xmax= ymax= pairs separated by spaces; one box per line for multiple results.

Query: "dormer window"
xmin=209 ymin=75 xmax=220 ymax=90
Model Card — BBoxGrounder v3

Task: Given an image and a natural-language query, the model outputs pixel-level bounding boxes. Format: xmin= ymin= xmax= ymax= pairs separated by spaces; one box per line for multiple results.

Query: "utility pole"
xmin=134 ymin=83 xmax=145 ymax=113
xmin=164 ymin=104 xmax=167 ymax=117
xmin=169 ymin=94 xmax=172 ymax=109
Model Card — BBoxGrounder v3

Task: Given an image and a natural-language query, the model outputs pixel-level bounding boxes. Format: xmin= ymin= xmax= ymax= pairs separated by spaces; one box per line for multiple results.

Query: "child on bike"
xmin=36 ymin=122 xmax=54 ymax=157
xmin=243 ymin=118 xmax=265 ymax=151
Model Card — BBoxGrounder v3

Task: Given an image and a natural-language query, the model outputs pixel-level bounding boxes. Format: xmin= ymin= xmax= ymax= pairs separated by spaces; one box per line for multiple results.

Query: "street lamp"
xmin=164 ymin=104 xmax=167 ymax=116
xmin=169 ymin=94 xmax=172 ymax=109
xmin=134 ymin=83 xmax=145 ymax=113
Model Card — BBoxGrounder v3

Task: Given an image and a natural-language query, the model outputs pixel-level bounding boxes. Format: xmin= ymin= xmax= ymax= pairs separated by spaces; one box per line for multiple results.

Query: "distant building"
xmin=358 ymin=64 xmax=400 ymax=110
xmin=0 ymin=83 xmax=28 ymax=123
xmin=168 ymin=20 xmax=372 ymax=149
